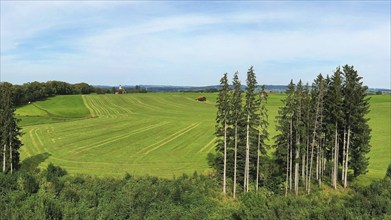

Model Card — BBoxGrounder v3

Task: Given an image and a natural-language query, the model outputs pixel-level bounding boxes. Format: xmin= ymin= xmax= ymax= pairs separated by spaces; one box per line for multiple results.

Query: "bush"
xmin=46 ymin=163 xmax=67 ymax=182
xmin=386 ymin=163 xmax=391 ymax=178
xmin=17 ymin=172 xmax=39 ymax=194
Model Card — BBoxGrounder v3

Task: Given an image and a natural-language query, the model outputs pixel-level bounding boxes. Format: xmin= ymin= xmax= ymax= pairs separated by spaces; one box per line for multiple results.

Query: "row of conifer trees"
xmin=215 ymin=65 xmax=371 ymax=196
xmin=0 ymin=83 xmax=23 ymax=174
xmin=215 ymin=66 xmax=269 ymax=198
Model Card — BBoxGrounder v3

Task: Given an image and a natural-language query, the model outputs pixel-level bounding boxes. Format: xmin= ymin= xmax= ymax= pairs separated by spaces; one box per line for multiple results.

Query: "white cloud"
xmin=1 ymin=1 xmax=390 ymax=88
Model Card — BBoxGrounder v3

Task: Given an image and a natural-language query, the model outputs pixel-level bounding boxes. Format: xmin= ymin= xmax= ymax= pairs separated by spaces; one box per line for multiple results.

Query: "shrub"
xmin=46 ymin=163 xmax=67 ymax=182
xmin=386 ymin=163 xmax=391 ymax=178
xmin=17 ymin=172 xmax=39 ymax=194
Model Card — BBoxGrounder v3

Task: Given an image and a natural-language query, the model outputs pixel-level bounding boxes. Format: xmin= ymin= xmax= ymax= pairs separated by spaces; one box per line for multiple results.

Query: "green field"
xmin=17 ymin=93 xmax=390 ymax=181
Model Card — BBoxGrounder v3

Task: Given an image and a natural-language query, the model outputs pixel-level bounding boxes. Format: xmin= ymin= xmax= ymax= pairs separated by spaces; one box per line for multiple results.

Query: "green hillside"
xmin=16 ymin=93 xmax=390 ymax=181
xmin=16 ymin=95 xmax=91 ymax=126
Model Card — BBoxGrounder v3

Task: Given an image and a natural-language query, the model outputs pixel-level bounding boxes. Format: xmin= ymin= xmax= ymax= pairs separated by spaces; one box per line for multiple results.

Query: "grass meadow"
xmin=16 ymin=93 xmax=390 ymax=182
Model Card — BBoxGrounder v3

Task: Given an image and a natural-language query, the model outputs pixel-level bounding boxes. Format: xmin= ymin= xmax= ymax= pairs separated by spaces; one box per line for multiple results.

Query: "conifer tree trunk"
xmin=285 ymin=142 xmax=289 ymax=196
xmin=256 ymin=130 xmax=260 ymax=192
xmin=331 ymin=138 xmax=335 ymax=187
xmin=302 ymin=153 xmax=305 ymax=184
xmin=333 ymin=125 xmax=338 ymax=189
xmin=342 ymin=128 xmax=346 ymax=182
xmin=344 ymin=127 xmax=351 ymax=188
xmin=295 ymin=147 xmax=299 ymax=195
xmin=223 ymin=120 xmax=227 ymax=194
xmin=318 ymin=138 xmax=323 ymax=187
xmin=244 ymin=114 xmax=250 ymax=192
xmin=289 ymin=119 xmax=293 ymax=192
xmin=308 ymin=132 xmax=316 ymax=194
xmin=305 ymin=140 xmax=309 ymax=191
xmin=2 ymin=143 xmax=6 ymax=173
xmin=9 ymin=139 xmax=12 ymax=174
xmin=316 ymin=144 xmax=319 ymax=180
xmin=233 ymin=123 xmax=238 ymax=198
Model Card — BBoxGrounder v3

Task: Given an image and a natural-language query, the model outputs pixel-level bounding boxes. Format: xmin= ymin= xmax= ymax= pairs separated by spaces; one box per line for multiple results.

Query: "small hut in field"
xmin=196 ymin=96 xmax=206 ymax=101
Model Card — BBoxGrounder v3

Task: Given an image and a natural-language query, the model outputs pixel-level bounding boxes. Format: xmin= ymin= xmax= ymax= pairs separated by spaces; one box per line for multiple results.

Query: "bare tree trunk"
xmin=295 ymin=147 xmax=299 ymax=195
xmin=318 ymin=138 xmax=323 ymax=187
xmin=289 ymin=119 xmax=293 ymax=192
xmin=256 ymin=130 xmax=260 ymax=192
xmin=308 ymin=136 xmax=315 ymax=194
xmin=2 ymin=144 xmax=6 ymax=173
xmin=331 ymin=137 xmax=335 ymax=187
xmin=302 ymin=153 xmax=306 ymax=184
xmin=333 ymin=124 xmax=338 ymax=189
xmin=285 ymin=143 xmax=289 ymax=197
xmin=9 ymin=137 xmax=12 ymax=174
xmin=316 ymin=144 xmax=319 ymax=181
xmin=342 ymin=128 xmax=346 ymax=182
xmin=233 ymin=123 xmax=238 ymax=198
xmin=223 ymin=120 xmax=227 ymax=194
xmin=244 ymin=115 xmax=250 ymax=192
xmin=344 ymin=127 xmax=351 ymax=188
xmin=305 ymin=140 xmax=309 ymax=191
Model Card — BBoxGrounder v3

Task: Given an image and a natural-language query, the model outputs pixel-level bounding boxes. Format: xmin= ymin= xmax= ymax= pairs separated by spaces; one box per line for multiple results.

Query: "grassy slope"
xmin=17 ymin=93 xmax=390 ymax=181
xmin=16 ymin=95 xmax=91 ymax=126
xmin=356 ymin=95 xmax=391 ymax=184
xmin=19 ymin=93 xmax=216 ymax=178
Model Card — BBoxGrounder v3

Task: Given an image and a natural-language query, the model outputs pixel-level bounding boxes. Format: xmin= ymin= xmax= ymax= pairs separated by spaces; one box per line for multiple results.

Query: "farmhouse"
xmin=196 ymin=96 xmax=206 ymax=101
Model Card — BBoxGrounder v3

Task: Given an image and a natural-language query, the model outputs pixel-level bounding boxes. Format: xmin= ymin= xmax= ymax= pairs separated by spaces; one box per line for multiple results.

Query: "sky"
xmin=1 ymin=1 xmax=390 ymax=88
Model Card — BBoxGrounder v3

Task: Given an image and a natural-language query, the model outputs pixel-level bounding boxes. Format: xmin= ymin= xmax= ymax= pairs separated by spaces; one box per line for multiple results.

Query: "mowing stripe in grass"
xmin=72 ymin=122 xmax=169 ymax=154
xmin=28 ymin=128 xmax=41 ymax=154
xmin=82 ymin=95 xmax=96 ymax=117
xmin=197 ymin=137 xmax=217 ymax=154
xmin=142 ymin=122 xmax=201 ymax=155
xmin=136 ymin=122 xmax=199 ymax=155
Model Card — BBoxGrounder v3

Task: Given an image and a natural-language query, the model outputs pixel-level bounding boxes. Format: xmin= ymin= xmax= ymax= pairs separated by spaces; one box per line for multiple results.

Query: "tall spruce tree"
xmin=0 ymin=82 xmax=22 ymax=174
xmin=274 ymin=80 xmax=295 ymax=196
xmin=243 ymin=66 xmax=259 ymax=192
xmin=324 ymin=67 xmax=344 ymax=189
xmin=342 ymin=65 xmax=371 ymax=187
xmin=230 ymin=72 xmax=243 ymax=198
xmin=307 ymin=74 xmax=325 ymax=194
xmin=256 ymin=85 xmax=269 ymax=192
xmin=294 ymin=80 xmax=304 ymax=195
xmin=215 ymin=73 xmax=230 ymax=194
xmin=302 ymin=83 xmax=311 ymax=190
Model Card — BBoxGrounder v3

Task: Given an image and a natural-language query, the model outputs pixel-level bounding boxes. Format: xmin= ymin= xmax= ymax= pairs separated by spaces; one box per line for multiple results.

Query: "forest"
xmin=0 ymin=65 xmax=390 ymax=219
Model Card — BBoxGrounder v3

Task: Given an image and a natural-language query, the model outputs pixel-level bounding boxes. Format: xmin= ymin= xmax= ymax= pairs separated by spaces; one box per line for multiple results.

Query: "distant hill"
xmin=94 ymin=84 xmax=391 ymax=93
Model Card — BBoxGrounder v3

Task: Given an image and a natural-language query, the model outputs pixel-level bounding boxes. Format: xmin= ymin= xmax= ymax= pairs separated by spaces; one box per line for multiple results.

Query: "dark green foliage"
xmin=244 ymin=66 xmax=261 ymax=180
xmin=274 ymin=80 xmax=295 ymax=177
xmin=1 ymin=80 xmax=95 ymax=107
xmin=386 ymin=164 xmax=391 ymax=178
xmin=342 ymin=65 xmax=371 ymax=177
xmin=0 ymin=82 xmax=23 ymax=174
xmin=235 ymin=193 xmax=270 ymax=219
xmin=17 ymin=172 xmax=39 ymax=194
xmin=0 ymin=164 xmax=390 ymax=219
xmin=274 ymin=65 xmax=372 ymax=193
xmin=215 ymin=73 xmax=230 ymax=179
xmin=46 ymin=163 xmax=67 ymax=182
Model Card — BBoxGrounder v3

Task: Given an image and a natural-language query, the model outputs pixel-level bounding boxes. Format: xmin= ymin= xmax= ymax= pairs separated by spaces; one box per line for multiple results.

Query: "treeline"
xmin=1 ymin=81 xmax=95 ymax=106
xmin=214 ymin=67 xmax=269 ymax=197
xmin=275 ymin=65 xmax=371 ymax=195
xmin=0 ymin=83 xmax=22 ymax=175
xmin=0 ymin=163 xmax=390 ymax=219
xmin=213 ymin=65 xmax=371 ymax=197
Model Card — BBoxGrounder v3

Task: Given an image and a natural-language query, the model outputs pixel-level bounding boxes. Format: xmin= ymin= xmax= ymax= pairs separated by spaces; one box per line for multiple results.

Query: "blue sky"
xmin=1 ymin=1 xmax=390 ymax=88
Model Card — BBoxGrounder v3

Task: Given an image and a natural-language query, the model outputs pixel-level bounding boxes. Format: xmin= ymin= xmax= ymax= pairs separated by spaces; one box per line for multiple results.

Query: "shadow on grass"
xmin=20 ymin=152 xmax=51 ymax=172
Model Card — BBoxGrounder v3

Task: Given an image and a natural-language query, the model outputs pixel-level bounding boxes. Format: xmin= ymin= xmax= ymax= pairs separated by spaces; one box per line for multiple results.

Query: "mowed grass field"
xmin=16 ymin=93 xmax=390 ymax=181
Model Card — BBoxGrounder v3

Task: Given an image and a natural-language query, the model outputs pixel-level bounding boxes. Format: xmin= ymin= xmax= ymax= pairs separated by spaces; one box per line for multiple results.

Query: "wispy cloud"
xmin=1 ymin=1 xmax=390 ymax=88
